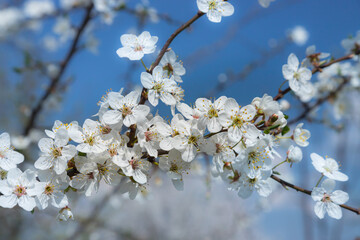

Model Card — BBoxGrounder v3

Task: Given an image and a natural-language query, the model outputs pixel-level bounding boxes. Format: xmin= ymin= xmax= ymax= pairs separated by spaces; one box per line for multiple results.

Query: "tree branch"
xmin=23 ymin=4 xmax=94 ymax=135
xmin=288 ymin=77 xmax=348 ymax=125
xmin=270 ymin=174 xmax=360 ymax=215
xmin=273 ymin=52 xmax=356 ymax=101
xmin=128 ymin=10 xmax=205 ymax=146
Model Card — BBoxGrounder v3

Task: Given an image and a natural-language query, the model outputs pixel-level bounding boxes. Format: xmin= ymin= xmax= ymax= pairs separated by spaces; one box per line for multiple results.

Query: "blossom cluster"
xmin=0 ymin=0 xmax=358 ymax=223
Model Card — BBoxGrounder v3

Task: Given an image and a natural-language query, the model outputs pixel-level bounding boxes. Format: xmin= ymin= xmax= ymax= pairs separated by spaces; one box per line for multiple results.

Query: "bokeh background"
xmin=0 ymin=0 xmax=359 ymax=239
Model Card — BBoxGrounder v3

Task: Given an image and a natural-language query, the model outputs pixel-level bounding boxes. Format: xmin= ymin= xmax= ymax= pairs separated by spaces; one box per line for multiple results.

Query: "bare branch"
xmin=23 ymin=4 xmax=94 ymax=135
xmin=270 ymin=174 xmax=360 ymax=215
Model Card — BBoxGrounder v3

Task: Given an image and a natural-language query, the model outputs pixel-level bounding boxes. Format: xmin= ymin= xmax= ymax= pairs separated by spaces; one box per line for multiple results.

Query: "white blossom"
xmin=197 ymin=0 xmax=234 ymax=23
xmin=116 ymin=31 xmax=158 ymax=60
xmin=311 ymin=179 xmax=349 ymax=219
xmin=141 ymin=66 xmax=178 ymax=106
xmin=0 ymin=168 xmax=42 ymax=211
xmin=293 ymin=123 xmax=311 ymax=147
xmin=0 ymin=133 xmax=24 ymax=171
xmin=311 ymin=153 xmax=348 ymax=181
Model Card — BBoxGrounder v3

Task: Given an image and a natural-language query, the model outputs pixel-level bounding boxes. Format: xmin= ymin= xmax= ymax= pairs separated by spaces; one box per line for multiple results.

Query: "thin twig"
xmin=273 ymin=52 xmax=356 ymax=101
xmin=23 ymin=4 xmax=94 ymax=135
xmin=270 ymin=174 xmax=360 ymax=215
xmin=288 ymin=77 xmax=348 ymax=125
xmin=128 ymin=10 xmax=205 ymax=145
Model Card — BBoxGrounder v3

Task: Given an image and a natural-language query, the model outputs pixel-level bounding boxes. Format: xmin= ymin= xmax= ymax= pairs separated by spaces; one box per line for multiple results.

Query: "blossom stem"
xmin=278 ymin=80 xmax=287 ymax=91
xmin=272 ymin=159 xmax=287 ymax=170
xmin=140 ymin=59 xmax=148 ymax=71
xmin=315 ymin=174 xmax=324 ymax=187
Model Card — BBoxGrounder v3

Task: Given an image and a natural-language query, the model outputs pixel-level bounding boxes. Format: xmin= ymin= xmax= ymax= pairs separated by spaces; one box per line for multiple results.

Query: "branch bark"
xmin=273 ymin=52 xmax=356 ymax=101
xmin=23 ymin=4 xmax=94 ymax=135
xmin=270 ymin=174 xmax=360 ymax=215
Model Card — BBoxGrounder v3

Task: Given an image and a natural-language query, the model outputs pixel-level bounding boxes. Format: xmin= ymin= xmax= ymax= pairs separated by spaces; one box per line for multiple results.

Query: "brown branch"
xmin=273 ymin=52 xmax=356 ymax=101
xmin=288 ymin=77 xmax=348 ymax=125
xmin=23 ymin=4 xmax=94 ymax=135
xmin=270 ymin=174 xmax=360 ymax=216
xmin=128 ymin=10 xmax=205 ymax=144
xmin=147 ymin=10 xmax=205 ymax=74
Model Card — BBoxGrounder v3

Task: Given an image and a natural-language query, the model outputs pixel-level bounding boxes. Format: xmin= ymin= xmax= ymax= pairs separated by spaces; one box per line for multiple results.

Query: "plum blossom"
xmin=0 ymin=168 xmax=42 ymax=211
xmin=141 ymin=66 xmax=178 ymax=106
xmin=311 ymin=179 xmax=349 ymax=219
xmin=160 ymin=50 xmax=186 ymax=82
xmin=282 ymin=53 xmax=312 ymax=92
xmin=197 ymin=0 xmax=234 ymax=23
xmin=116 ymin=31 xmax=158 ymax=60
xmin=23 ymin=0 xmax=55 ymax=18
xmin=219 ymin=98 xmax=259 ymax=143
xmin=195 ymin=96 xmax=227 ymax=133
xmin=287 ymin=145 xmax=302 ymax=163
xmin=311 ymin=153 xmax=348 ymax=181
xmin=34 ymin=129 xmax=77 ymax=174
xmin=102 ymin=91 xmax=150 ymax=127
xmin=293 ymin=123 xmax=311 ymax=147
xmin=289 ymin=26 xmax=309 ymax=46
xmin=114 ymin=145 xmax=151 ymax=184
xmin=258 ymin=0 xmax=275 ymax=8
xmin=35 ymin=170 xmax=69 ymax=210
xmin=69 ymin=119 xmax=108 ymax=153
xmin=159 ymin=149 xmax=191 ymax=191
xmin=238 ymin=170 xmax=272 ymax=199
xmin=0 ymin=133 xmax=24 ymax=171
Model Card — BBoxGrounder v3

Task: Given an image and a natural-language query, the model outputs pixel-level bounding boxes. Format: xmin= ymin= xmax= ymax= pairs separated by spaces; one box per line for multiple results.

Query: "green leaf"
xmin=13 ymin=67 xmax=22 ymax=74
xmin=273 ymin=171 xmax=281 ymax=175
xmin=281 ymin=125 xmax=290 ymax=135
xmin=24 ymin=51 xmax=32 ymax=67
xmin=284 ymin=114 xmax=289 ymax=120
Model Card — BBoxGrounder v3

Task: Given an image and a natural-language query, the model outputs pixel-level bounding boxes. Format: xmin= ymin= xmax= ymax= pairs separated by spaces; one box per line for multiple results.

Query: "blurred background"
xmin=0 ymin=0 xmax=359 ymax=239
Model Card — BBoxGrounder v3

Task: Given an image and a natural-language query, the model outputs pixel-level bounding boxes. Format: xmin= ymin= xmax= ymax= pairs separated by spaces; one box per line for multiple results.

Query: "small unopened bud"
xmin=270 ymin=114 xmax=279 ymax=123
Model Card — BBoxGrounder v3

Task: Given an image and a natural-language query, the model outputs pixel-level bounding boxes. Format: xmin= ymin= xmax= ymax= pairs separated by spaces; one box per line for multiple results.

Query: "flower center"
xmin=109 ymin=147 xmax=118 ymax=157
xmin=52 ymin=147 xmax=62 ymax=158
xmin=248 ymin=177 xmax=257 ymax=185
xmin=129 ymin=158 xmax=139 ymax=170
xmin=209 ymin=0 xmax=217 ymax=10
xmin=14 ymin=185 xmax=27 ymax=197
xmin=121 ymin=106 xmax=132 ymax=118
xmin=188 ymin=135 xmax=198 ymax=145
xmin=293 ymin=72 xmax=300 ymax=80
xmin=153 ymin=82 xmax=164 ymax=93
xmin=97 ymin=163 xmax=109 ymax=175
xmin=44 ymin=184 xmax=54 ymax=195
xmin=299 ymin=131 xmax=309 ymax=142
xmin=85 ymin=136 xmax=95 ymax=146
xmin=170 ymin=163 xmax=179 ymax=172
xmin=134 ymin=44 xmax=143 ymax=52
xmin=215 ymin=143 xmax=224 ymax=154
xmin=232 ymin=115 xmax=244 ymax=128
xmin=322 ymin=193 xmax=331 ymax=203
xmin=248 ymin=149 xmax=268 ymax=170
xmin=100 ymin=125 xmax=112 ymax=134
xmin=207 ymin=107 xmax=218 ymax=119
xmin=145 ymin=131 xmax=155 ymax=142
